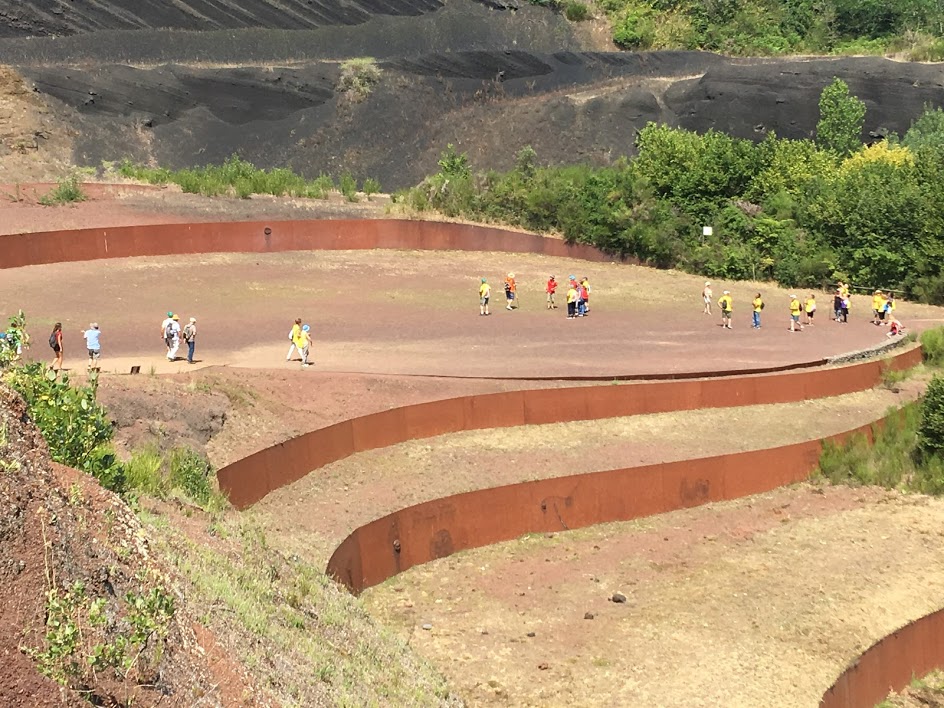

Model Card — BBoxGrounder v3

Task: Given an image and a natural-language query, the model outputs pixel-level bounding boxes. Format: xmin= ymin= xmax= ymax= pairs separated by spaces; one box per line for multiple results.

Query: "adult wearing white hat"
xmin=703 ymin=282 xmax=713 ymax=315
xmin=183 ymin=317 xmax=197 ymax=364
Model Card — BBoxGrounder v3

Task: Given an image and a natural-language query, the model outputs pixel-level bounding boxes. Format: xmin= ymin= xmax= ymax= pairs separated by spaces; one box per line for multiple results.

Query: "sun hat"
xmin=172 ymin=314 xmax=179 ymax=320
xmin=705 ymin=281 xmax=711 ymax=286
xmin=90 ymin=322 xmax=98 ymax=329
xmin=723 ymin=290 xmax=730 ymax=294
xmin=189 ymin=317 xmax=196 ymax=323
xmin=302 ymin=324 xmax=310 ymax=332
xmin=508 ymin=272 xmax=515 ymax=278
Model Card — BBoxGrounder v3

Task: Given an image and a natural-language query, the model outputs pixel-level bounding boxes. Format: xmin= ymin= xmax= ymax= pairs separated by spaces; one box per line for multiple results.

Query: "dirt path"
xmin=363 ymin=485 xmax=944 ymax=707
xmin=6 ymin=249 xmax=936 ymax=380
xmin=248 ymin=383 xmax=921 ymax=568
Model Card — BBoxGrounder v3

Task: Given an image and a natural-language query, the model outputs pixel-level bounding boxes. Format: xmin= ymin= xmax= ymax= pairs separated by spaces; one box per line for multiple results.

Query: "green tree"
xmin=919 ymin=375 xmax=944 ymax=459
xmin=904 ymin=104 xmax=944 ymax=151
xmin=815 ymin=78 xmax=866 ymax=155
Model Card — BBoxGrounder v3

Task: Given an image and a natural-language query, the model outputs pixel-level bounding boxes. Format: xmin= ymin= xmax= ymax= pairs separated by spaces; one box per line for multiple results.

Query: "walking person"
xmin=789 ymin=294 xmax=803 ymax=332
xmin=833 ymin=291 xmax=843 ymax=321
xmin=703 ymin=282 xmax=713 ymax=315
xmin=580 ymin=277 xmax=591 ymax=313
xmin=286 ymin=318 xmax=302 ymax=361
xmin=479 ymin=278 xmax=491 ymax=316
xmin=718 ymin=290 xmax=733 ymax=329
xmin=298 ymin=324 xmax=313 ymax=368
xmin=161 ymin=311 xmax=175 ymax=357
xmin=871 ymin=290 xmax=885 ymax=325
xmin=840 ymin=293 xmax=850 ymax=323
xmin=83 ymin=322 xmax=101 ymax=372
xmin=166 ymin=314 xmax=181 ymax=361
xmin=805 ymin=294 xmax=817 ymax=325
xmin=752 ymin=293 xmax=764 ymax=329
xmin=49 ymin=322 xmax=63 ymax=372
xmin=504 ymin=272 xmax=518 ymax=310
xmin=182 ymin=317 xmax=197 ymax=364
xmin=546 ymin=275 xmax=557 ymax=310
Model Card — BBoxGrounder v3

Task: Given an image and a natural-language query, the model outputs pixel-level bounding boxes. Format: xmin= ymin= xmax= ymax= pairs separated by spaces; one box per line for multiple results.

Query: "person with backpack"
xmin=161 ymin=311 xmax=175 ymax=357
xmin=718 ymin=290 xmax=733 ymax=329
xmin=286 ymin=318 xmax=302 ymax=361
xmin=789 ymin=294 xmax=803 ymax=332
xmin=751 ymin=293 xmax=764 ymax=329
xmin=580 ymin=277 xmax=592 ymax=313
xmin=182 ymin=317 xmax=197 ymax=364
xmin=164 ymin=314 xmax=181 ymax=361
xmin=566 ymin=281 xmax=579 ymax=319
xmin=49 ymin=322 xmax=63 ymax=372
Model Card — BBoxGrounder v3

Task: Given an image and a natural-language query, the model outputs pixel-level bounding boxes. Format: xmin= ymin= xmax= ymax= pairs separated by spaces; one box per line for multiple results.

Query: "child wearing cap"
xmin=580 ymin=277 xmax=591 ymax=313
xmin=546 ymin=276 xmax=557 ymax=310
xmin=504 ymin=273 xmax=517 ymax=310
xmin=298 ymin=324 xmax=313 ymax=368
xmin=479 ymin=278 xmax=491 ymax=316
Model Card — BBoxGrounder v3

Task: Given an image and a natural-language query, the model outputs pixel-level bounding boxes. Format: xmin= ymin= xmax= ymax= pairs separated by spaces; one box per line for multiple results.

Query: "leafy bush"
xmin=117 ymin=157 xmax=377 ymax=202
xmin=169 ymin=447 xmax=212 ymax=506
xmin=39 ymin=176 xmax=87 ymax=206
xmin=337 ymin=58 xmax=382 ymax=102
xmin=362 ymin=177 xmax=381 ymax=200
xmin=339 ymin=173 xmax=359 ymax=202
xmin=564 ymin=1 xmax=590 ymax=21
xmin=921 ymin=326 xmax=944 ymax=367
xmin=919 ymin=376 xmax=944 ymax=459
xmin=4 ymin=362 xmax=125 ymax=493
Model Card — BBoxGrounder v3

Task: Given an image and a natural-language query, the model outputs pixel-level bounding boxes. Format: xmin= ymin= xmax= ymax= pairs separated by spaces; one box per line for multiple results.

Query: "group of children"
xmin=702 ymin=280 xmax=906 ymax=336
xmin=287 ymin=318 xmax=315 ymax=368
xmin=478 ymin=273 xmax=591 ymax=318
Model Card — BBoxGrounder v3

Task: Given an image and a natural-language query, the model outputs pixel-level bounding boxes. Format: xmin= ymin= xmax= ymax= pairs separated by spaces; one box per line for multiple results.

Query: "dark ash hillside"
xmin=18 ymin=53 xmax=944 ymax=190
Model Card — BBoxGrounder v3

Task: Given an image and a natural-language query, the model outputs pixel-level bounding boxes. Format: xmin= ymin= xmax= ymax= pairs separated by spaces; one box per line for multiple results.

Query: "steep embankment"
xmin=9 ymin=53 xmax=944 ymax=189
xmin=1 ymin=0 xmax=943 ymax=188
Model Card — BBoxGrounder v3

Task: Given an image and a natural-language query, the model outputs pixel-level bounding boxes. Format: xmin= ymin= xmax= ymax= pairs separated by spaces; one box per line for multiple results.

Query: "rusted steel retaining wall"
xmin=0 ymin=219 xmax=617 ymax=269
xmin=820 ymin=606 xmax=944 ymax=707
xmin=326 ymin=414 xmax=891 ymax=594
xmin=216 ymin=345 xmax=922 ymax=509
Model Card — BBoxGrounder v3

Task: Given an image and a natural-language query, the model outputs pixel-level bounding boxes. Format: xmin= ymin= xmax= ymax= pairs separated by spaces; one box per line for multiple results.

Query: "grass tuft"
xmin=39 ymin=176 xmax=87 ymax=206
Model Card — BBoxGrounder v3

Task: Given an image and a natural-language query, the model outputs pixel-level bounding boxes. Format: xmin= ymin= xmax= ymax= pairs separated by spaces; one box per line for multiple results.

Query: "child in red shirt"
xmin=546 ymin=275 xmax=557 ymax=310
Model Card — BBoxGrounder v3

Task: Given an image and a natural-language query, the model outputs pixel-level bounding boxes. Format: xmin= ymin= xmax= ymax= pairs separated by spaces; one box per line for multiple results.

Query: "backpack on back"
xmin=164 ymin=322 xmax=175 ymax=340
xmin=49 ymin=332 xmax=57 ymax=348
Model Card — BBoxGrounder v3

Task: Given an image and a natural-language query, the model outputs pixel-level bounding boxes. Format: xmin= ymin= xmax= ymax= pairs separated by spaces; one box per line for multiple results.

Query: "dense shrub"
xmin=919 ymin=376 xmax=944 ymax=459
xmin=402 ymin=95 xmax=944 ymax=303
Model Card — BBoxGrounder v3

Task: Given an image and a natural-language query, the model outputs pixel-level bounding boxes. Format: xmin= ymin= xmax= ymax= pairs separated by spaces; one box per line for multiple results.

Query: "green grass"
xmin=115 ymin=156 xmax=376 ymax=201
xmin=39 ymin=176 xmax=87 ymax=206
xmin=142 ymin=515 xmax=459 ymax=707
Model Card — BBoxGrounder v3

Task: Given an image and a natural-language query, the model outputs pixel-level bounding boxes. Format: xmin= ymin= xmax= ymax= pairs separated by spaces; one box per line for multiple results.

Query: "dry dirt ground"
xmin=248 ymin=380 xmax=922 ymax=569
xmin=5 ymin=246 xmax=940 ymax=380
xmin=363 ymin=484 xmax=944 ymax=708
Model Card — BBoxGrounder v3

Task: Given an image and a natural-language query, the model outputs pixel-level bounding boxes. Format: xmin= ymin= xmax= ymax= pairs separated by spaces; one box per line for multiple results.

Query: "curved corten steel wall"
xmin=216 ymin=346 xmax=922 ymax=509
xmin=327 ymin=414 xmax=892 ymax=594
xmin=0 ymin=219 xmax=617 ymax=269
xmin=820 ymin=607 xmax=944 ymax=708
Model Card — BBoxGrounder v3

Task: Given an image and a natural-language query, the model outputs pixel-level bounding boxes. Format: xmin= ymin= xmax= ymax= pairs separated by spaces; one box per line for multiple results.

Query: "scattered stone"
xmin=611 ymin=592 xmax=627 ymax=603
xmin=422 ymin=623 xmax=432 ymax=631
xmin=526 ymin=631 xmax=535 ymax=638
xmin=584 ymin=612 xmax=594 ymax=620
xmin=538 ymin=662 xmax=549 ymax=671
